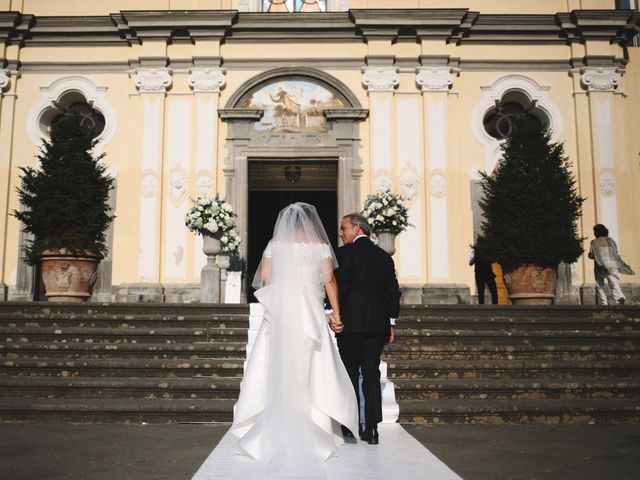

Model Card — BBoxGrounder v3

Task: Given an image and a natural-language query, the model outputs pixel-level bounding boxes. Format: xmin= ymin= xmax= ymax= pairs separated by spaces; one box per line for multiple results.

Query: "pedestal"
xmin=201 ymin=233 xmax=222 ymax=303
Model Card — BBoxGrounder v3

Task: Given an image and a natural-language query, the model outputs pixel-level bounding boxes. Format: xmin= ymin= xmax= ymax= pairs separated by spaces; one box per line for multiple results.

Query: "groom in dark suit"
xmin=328 ymin=212 xmax=401 ymax=445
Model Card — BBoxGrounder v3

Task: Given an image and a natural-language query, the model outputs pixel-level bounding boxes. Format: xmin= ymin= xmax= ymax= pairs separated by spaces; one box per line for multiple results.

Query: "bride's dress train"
xmin=230 ymin=241 xmax=359 ymax=479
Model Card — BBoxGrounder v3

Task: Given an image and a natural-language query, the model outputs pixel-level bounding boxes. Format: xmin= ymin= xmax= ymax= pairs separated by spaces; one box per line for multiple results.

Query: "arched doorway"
xmin=219 ymin=68 xmax=368 ymax=300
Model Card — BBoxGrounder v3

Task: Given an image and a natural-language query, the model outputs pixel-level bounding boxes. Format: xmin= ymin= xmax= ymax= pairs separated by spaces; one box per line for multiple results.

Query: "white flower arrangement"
xmin=361 ymin=190 xmax=411 ymax=235
xmin=185 ymin=195 xmax=237 ymax=236
xmin=220 ymin=228 xmax=241 ymax=256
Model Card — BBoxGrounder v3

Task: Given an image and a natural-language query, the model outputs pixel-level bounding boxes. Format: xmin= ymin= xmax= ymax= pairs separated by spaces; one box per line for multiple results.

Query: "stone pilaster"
xmin=188 ymin=67 xmax=226 ymax=284
xmin=0 ymin=69 xmax=20 ymax=300
xmin=130 ymin=67 xmax=172 ymax=295
xmin=362 ymin=65 xmax=399 ymax=197
xmin=416 ymin=66 xmax=457 ymax=283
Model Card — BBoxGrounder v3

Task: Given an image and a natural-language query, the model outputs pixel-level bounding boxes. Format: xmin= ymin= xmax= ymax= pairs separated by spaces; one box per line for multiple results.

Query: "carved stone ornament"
xmin=580 ymin=67 xmax=621 ymax=92
xmin=598 ymin=172 xmax=616 ymax=197
xmin=430 ymin=173 xmax=447 ymax=198
xmin=188 ymin=68 xmax=226 ymax=93
xmin=416 ymin=67 xmax=456 ymax=92
xmin=375 ymin=174 xmax=392 ymax=193
xmin=197 ymin=175 xmax=214 ymax=196
xmin=0 ymin=70 xmax=10 ymax=92
xmin=142 ymin=173 xmax=159 ymax=197
xmin=361 ymin=67 xmax=400 ymax=93
xmin=168 ymin=166 xmax=187 ymax=203
xmin=131 ymin=68 xmax=172 ymax=93
xmin=400 ymin=167 xmax=419 ymax=202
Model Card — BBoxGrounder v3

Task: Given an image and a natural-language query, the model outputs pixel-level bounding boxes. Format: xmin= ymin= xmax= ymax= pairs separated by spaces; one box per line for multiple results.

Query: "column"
xmin=130 ymin=67 xmax=172 ymax=301
xmin=188 ymin=67 xmax=226 ymax=278
xmin=416 ymin=66 xmax=456 ymax=282
xmin=573 ymin=66 xmax=624 ymax=303
xmin=0 ymin=69 xmax=20 ymax=299
xmin=361 ymin=66 xmax=399 ymax=194
xmin=580 ymin=67 xmax=623 ymax=241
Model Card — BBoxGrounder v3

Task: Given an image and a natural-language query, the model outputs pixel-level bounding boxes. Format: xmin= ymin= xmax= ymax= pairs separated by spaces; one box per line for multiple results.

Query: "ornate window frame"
xmin=470 ymin=74 xmax=563 ymax=174
xmin=26 ymin=76 xmax=117 ymax=154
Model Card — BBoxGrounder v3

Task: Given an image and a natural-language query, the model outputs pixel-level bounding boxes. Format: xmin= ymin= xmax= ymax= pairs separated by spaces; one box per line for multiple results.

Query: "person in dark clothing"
xmin=469 ymin=236 xmax=498 ymax=305
xmin=327 ymin=212 xmax=401 ymax=445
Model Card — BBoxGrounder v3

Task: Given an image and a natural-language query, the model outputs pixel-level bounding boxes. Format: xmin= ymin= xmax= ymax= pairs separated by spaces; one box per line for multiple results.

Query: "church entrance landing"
xmin=247 ymin=159 xmax=338 ymax=300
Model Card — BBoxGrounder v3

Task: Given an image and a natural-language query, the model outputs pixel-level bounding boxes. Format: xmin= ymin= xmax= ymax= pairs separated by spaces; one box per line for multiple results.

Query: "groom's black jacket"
xmin=334 ymin=237 xmax=401 ymax=335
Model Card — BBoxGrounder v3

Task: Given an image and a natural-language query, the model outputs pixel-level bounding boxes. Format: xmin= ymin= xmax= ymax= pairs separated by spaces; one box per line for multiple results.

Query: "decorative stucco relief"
xmin=579 ymin=67 xmax=622 ymax=92
xmin=142 ymin=173 xmax=159 ymax=197
xmin=362 ymin=67 xmax=400 ymax=93
xmin=598 ymin=172 xmax=616 ymax=197
xmin=131 ymin=68 xmax=173 ymax=93
xmin=415 ymin=67 xmax=456 ymax=92
xmin=197 ymin=175 xmax=214 ymax=196
xmin=188 ymin=68 xmax=226 ymax=93
xmin=430 ymin=173 xmax=447 ymax=198
xmin=0 ymin=70 xmax=10 ymax=92
xmin=374 ymin=173 xmax=391 ymax=193
xmin=168 ymin=166 xmax=187 ymax=203
xmin=399 ymin=167 xmax=420 ymax=202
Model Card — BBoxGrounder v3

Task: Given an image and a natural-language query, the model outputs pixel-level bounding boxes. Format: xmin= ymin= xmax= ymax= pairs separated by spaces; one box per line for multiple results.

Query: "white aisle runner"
xmin=191 ymin=424 xmax=463 ymax=480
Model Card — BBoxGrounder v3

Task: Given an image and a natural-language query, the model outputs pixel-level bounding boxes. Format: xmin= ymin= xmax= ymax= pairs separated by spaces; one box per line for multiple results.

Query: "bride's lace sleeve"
xmin=320 ymin=243 xmax=336 ymax=284
xmin=263 ymin=240 xmax=274 ymax=258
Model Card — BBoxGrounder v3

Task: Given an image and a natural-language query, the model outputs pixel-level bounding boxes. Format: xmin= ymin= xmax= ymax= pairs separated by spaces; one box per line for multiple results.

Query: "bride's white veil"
xmin=235 ymin=202 xmax=342 ymax=478
xmin=252 ymin=202 xmax=337 ymax=290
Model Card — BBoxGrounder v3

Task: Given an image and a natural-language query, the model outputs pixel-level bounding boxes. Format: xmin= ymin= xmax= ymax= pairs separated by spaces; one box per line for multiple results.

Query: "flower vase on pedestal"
xmin=216 ymin=255 xmax=231 ymax=303
xmin=376 ymin=231 xmax=397 ymax=256
xmin=201 ymin=232 xmax=222 ymax=303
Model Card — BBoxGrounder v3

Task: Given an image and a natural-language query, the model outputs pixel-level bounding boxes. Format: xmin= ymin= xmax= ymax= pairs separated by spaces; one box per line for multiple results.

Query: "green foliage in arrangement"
xmin=479 ymin=115 xmax=585 ymax=269
xmin=13 ymin=115 xmax=115 ymax=265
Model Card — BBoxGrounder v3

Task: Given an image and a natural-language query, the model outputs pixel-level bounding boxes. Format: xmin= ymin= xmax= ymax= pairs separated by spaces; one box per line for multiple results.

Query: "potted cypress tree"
xmin=13 ymin=115 xmax=114 ymax=302
xmin=479 ymin=115 xmax=584 ymax=305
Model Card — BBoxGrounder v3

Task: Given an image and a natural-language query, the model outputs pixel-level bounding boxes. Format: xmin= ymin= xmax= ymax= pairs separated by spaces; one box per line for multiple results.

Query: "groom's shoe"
xmin=361 ymin=425 xmax=379 ymax=445
xmin=341 ymin=425 xmax=354 ymax=438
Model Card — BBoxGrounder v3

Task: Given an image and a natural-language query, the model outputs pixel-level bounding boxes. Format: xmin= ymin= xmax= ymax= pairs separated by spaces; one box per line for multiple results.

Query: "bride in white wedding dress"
xmin=230 ymin=202 xmax=359 ymax=479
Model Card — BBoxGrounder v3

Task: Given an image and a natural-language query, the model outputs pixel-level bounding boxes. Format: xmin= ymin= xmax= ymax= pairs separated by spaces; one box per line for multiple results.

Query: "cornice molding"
xmin=0 ymin=9 xmax=637 ymax=47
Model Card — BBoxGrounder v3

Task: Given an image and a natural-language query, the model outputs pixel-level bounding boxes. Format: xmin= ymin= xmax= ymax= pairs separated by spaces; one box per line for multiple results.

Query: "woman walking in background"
xmin=588 ymin=224 xmax=634 ymax=305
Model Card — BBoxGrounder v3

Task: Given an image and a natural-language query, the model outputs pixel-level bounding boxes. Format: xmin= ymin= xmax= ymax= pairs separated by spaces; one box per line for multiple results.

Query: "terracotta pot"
xmin=503 ymin=264 xmax=557 ymax=305
xmin=376 ymin=231 xmax=397 ymax=256
xmin=39 ymin=250 xmax=101 ymax=302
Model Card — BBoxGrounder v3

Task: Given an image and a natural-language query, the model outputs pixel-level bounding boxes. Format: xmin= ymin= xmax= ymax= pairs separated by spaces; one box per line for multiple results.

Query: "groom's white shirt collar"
xmin=354 ymin=234 xmax=368 ymax=242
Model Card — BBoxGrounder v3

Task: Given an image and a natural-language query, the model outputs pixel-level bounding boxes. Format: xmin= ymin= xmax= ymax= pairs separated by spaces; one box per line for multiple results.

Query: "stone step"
xmin=382 ymin=343 xmax=640 ymax=360
xmin=397 ymin=317 xmax=640 ymax=331
xmin=386 ymin=359 xmax=640 ymax=379
xmin=0 ymin=302 xmax=249 ymax=316
xmin=0 ymin=326 xmax=248 ymax=343
xmin=394 ymin=329 xmax=639 ymax=346
xmin=399 ymin=305 xmax=640 ymax=319
xmin=396 ymin=398 xmax=640 ymax=424
xmin=391 ymin=378 xmax=640 ymax=400
xmin=0 ymin=376 xmax=241 ymax=400
xmin=0 ymin=357 xmax=245 ymax=378
xmin=0 ymin=341 xmax=247 ymax=359
xmin=0 ymin=397 xmax=236 ymax=423
xmin=0 ymin=313 xmax=249 ymax=329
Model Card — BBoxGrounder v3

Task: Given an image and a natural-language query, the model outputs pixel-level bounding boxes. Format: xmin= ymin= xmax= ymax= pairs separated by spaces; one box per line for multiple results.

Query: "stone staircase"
xmin=0 ymin=303 xmax=638 ymax=423
xmin=389 ymin=306 xmax=640 ymax=423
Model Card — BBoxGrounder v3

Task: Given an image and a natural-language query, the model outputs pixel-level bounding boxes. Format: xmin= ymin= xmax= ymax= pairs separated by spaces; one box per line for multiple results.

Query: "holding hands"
xmin=327 ymin=312 xmax=344 ymax=333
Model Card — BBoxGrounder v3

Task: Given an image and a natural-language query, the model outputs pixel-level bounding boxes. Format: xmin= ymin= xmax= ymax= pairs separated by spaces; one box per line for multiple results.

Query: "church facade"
xmin=1 ymin=0 xmax=639 ymax=304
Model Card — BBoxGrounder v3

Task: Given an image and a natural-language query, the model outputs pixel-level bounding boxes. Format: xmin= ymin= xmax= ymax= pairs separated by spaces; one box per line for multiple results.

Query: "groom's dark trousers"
xmin=334 ymin=236 xmax=401 ymax=428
